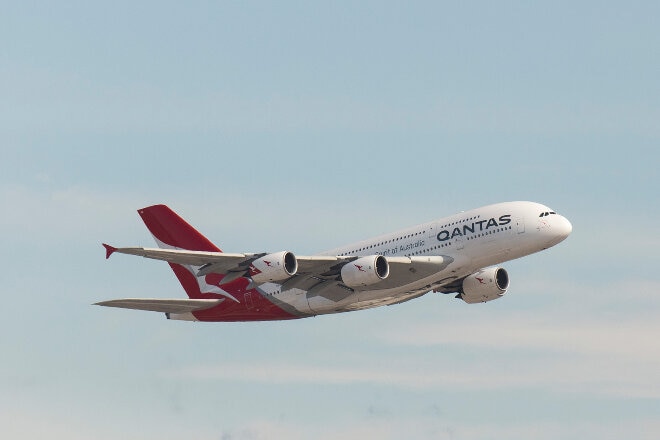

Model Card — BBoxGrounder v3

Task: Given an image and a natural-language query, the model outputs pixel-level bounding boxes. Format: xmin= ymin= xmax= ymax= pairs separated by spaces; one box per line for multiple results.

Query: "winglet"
xmin=103 ymin=243 xmax=117 ymax=259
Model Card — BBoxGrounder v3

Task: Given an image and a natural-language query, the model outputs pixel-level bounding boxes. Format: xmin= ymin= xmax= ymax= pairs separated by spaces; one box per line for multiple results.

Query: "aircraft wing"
xmin=102 ymin=244 xmax=455 ymax=291
xmin=94 ymin=298 xmax=224 ymax=313
xmin=103 ymin=244 xmax=344 ymax=277
xmin=285 ymin=255 xmax=455 ymax=295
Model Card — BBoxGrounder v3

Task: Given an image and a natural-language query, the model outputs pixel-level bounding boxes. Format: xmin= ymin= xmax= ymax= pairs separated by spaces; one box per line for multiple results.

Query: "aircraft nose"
xmin=557 ymin=216 xmax=572 ymax=239
xmin=542 ymin=215 xmax=572 ymax=248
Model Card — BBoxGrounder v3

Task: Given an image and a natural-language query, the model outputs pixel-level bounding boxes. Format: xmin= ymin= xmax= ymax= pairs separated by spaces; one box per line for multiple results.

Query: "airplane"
xmin=97 ymin=201 xmax=572 ymax=322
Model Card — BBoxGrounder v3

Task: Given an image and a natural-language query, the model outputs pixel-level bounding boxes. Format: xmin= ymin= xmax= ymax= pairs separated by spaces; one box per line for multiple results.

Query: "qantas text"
xmin=436 ymin=215 xmax=512 ymax=242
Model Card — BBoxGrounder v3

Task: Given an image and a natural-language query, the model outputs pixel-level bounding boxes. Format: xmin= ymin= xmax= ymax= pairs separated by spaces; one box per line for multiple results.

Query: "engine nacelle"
xmin=459 ymin=267 xmax=509 ymax=304
xmin=249 ymin=251 xmax=298 ymax=284
xmin=340 ymin=255 xmax=389 ymax=288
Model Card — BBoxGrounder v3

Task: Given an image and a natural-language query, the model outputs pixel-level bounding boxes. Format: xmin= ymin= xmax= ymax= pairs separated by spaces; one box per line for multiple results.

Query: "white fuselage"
xmin=259 ymin=201 xmax=572 ymax=315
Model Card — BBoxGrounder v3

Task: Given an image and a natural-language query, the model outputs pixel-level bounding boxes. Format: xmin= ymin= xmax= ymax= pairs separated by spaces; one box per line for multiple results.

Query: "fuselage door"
xmin=515 ymin=217 xmax=525 ymax=234
xmin=244 ymin=292 xmax=254 ymax=310
xmin=428 ymin=222 xmax=437 ymax=241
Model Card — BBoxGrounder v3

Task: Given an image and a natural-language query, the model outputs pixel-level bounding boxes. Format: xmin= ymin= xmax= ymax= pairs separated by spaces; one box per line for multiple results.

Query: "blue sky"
xmin=1 ymin=1 xmax=659 ymax=439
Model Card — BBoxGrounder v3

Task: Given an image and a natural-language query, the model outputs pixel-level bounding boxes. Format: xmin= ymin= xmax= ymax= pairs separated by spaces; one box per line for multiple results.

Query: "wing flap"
xmin=94 ymin=298 xmax=224 ymax=313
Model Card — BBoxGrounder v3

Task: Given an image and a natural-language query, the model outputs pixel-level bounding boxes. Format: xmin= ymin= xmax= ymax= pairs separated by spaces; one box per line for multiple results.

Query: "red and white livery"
xmin=97 ymin=201 xmax=572 ymax=322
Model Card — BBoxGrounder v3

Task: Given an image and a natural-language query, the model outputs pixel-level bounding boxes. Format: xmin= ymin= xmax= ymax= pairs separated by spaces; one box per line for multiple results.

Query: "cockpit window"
xmin=539 ymin=211 xmax=558 ymax=217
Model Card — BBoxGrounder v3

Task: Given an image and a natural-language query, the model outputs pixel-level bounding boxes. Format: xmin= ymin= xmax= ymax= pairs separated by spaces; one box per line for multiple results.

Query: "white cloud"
xmin=0 ymin=406 xmax=145 ymax=440
xmin=374 ymin=280 xmax=660 ymax=398
xmin=194 ymin=416 xmax=660 ymax=440
xmin=162 ymin=344 xmax=660 ymax=399
xmin=161 ymin=277 xmax=660 ymax=400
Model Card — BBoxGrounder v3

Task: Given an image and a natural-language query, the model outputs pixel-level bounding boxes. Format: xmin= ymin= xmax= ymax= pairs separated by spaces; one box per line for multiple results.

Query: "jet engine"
xmin=249 ymin=251 xmax=298 ymax=284
xmin=459 ymin=267 xmax=509 ymax=304
xmin=340 ymin=255 xmax=389 ymax=288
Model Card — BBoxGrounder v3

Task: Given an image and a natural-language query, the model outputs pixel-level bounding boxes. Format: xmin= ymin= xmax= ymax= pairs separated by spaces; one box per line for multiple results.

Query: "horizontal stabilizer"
xmin=103 ymin=243 xmax=117 ymax=259
xmin=94 ymin=298 xmax=223 ymax=313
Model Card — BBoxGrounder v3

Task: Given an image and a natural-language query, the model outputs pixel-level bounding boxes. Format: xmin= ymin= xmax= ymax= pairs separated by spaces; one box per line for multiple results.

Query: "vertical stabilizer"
xmin=137 ymin=205 xmax=227 ymax=299
xmin=138 ymin=205 xmax=221 ymax=252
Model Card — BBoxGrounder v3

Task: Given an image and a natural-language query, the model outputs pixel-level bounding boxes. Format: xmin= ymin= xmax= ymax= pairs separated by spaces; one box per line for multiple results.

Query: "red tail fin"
xmin=138 ymin=205 xmax=221 ymax=252
xmin=138 ymin=205 xmax=226 ymax=299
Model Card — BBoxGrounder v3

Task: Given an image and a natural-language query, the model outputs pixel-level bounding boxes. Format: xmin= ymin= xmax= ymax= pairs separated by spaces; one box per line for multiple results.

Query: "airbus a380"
xmin=97 ymin=201 xmax=572 ymax=322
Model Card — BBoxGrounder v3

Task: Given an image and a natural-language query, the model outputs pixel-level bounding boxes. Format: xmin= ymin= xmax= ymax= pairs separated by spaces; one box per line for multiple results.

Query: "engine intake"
xmin=459 ymin=267 xmax=509 ymax=304
xmin=249 ymin=251 xmax=298 ymax=284
xmin=341 ymin=255 xmax=389 ymax=288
